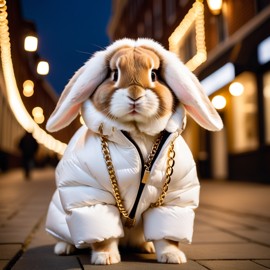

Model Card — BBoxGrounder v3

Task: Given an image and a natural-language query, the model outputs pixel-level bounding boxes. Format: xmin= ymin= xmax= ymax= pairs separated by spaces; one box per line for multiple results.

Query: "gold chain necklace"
xmin=141 ymin=132 xmax=164 ymax=184
xmin=100 ymin=129 xmax=176 ymax=227
xmin=150 ymin=140 xmax=175 ymax=207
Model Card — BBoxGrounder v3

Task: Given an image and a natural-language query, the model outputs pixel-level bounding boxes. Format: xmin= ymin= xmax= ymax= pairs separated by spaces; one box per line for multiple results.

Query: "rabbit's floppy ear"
xmin=163 ymin=52 xmax=223 ymax=131
xmin=46 ymin=51 xmax=108 ymax=132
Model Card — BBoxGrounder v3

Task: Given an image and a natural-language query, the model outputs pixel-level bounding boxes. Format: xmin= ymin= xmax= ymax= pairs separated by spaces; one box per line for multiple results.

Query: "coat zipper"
xmin=121 ymin=130 xmax=171 ymax=224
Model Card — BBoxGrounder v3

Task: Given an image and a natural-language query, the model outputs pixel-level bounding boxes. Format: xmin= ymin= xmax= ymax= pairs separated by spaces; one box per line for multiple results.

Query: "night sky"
xmin=21 ymin=0 xmax=112 ymax=95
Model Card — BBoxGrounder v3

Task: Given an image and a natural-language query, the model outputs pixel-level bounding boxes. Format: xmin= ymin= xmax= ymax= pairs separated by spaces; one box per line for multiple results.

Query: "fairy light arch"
xmin=0 ymin=1 xmax=66 ymax=155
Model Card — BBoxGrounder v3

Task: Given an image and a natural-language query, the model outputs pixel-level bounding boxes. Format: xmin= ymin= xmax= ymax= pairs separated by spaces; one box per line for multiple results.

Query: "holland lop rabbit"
xmin=45 ymin=38 xmax=223 ymax=265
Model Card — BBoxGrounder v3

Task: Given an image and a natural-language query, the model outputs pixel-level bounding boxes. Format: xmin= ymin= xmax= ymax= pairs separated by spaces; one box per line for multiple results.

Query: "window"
xmin=166 ymin=0 xmax=176 ymax=25
xmin=178 ymin=26 xmax=196 ymax=63
xmin=263 ymin=71 xmax=270 ymax=144
xmin=153 ymin=0 xmax=163 ymax=39
xmin=216 ymin=14 xmax=227 ymax=42
xmin=144 ymin=11 xmax=152 ymax=37
xmin=227 ymin=72 xmax=259 ymax=153
xmin=137 ymin=23 xmax=144 ymax=36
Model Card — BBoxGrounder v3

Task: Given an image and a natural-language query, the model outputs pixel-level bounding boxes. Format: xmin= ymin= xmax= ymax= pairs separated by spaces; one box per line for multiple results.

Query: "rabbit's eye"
xmin=151 ymin=70 xmax=157 ymax=82
xmin=112 ymin=70 xmax=118 ymax=82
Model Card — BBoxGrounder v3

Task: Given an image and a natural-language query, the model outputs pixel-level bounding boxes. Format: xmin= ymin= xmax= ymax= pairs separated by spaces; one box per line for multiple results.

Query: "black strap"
xmin=123 ymin=130 xmax=171 ymax=223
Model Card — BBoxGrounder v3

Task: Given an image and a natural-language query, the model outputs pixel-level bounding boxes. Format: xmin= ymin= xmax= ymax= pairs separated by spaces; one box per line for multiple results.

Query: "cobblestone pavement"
xmin=0 ymin=168 xmax=270 ymax=270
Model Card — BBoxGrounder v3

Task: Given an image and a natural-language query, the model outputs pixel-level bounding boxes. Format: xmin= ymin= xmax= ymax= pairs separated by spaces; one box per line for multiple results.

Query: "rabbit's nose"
xmin=128 ymin=96 xmax=143 ymax=102
xmin=127 ymin=85 xmax=145 ymax=101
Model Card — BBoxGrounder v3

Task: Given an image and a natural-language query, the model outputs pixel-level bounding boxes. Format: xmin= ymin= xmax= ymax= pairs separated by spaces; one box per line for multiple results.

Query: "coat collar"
xmin=81 ymin=100 xmax=186 ymax=140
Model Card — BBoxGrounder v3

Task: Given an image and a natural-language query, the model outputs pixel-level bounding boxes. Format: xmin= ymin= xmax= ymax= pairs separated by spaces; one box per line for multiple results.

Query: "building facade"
xmin=108 ymin=0 xmax=270 ymax=182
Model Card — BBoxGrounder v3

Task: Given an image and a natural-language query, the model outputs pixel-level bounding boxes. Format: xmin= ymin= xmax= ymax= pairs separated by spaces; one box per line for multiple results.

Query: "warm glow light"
xmin=37 ymin=61 xmax=49 ymax=75
xmin=79 ymin=115 xmax=85 ymax=125
xmin=212 ymin=95 xmax=226 ymax=110
xmin=229 ymin=82 xmax=244 ymax=96
xmin=23 ymin=88 xmax=34 ymax=97
xmin=32 ymin=106 xmax=43 ymax=118
xmin=264 ymin=85 xmax=270 ymax=98
xmin=168 ymin=0 xmax=206 ymax=71
xmin=23 ymin=80 xmax=34 ymax=97
xmin=34 ymin=114 xmax=45 ymax=124
xmin=207 ymin=0 xmax=223 ymax=15
xmin=32 ymin=107 xmax=45 ymax=124
xmin=24 ymin=35 xmax=38 ymax=52
xmin=0 ymin=2 xmax=66 ymax=155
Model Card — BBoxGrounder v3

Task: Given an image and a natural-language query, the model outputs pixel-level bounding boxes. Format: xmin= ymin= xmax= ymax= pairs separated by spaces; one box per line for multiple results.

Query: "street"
xmin=0 ymin=168 xmax=270 ymax=270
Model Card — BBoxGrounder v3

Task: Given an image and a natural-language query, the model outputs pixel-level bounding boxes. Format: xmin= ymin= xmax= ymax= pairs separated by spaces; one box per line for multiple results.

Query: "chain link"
xmin=144 ymin=132 xmax=164 ymax=170
xmin=100 ymin=129 xmax=176 ymax=227
xmin=100 ymin=135 xmax=131 ymax=222
xmin=150 ymin=140 xmax=176 ymax=208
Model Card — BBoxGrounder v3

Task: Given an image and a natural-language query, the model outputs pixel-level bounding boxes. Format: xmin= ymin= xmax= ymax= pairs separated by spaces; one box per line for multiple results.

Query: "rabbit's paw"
xmin=91 ymin=250 xmax=121 ymax=265
xmin=154 ymin=239 xmax=187 ymax=264
xmin=91 ymin=238 xmax=120 ymax=264
xmin=158 ymin=249 xmax=187 ymax=264
xmin=54 ymin=241 xmax=75 ymax=255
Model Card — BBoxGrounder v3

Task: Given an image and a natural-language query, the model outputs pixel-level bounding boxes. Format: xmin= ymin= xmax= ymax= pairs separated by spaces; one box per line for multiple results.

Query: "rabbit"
xmin=45 ymin=38 xmax=223 ymax=265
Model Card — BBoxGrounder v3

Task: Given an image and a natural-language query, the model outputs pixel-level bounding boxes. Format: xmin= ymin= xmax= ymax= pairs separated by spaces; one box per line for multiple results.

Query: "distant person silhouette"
xmin=18 ymin=132 xmax=39 ymax=179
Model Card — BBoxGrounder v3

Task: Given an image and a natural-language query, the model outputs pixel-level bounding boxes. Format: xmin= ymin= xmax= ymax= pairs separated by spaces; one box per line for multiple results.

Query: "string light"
xmin=168 ymin=0 xmax=207 ymax=71
xmin=0 ymin=1 xmax=66 ymax=155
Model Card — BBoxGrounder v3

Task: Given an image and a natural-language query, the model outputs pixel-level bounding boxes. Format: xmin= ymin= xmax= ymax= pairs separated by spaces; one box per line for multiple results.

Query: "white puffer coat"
xmin=45 ymin=102 xmax=200 ymax=249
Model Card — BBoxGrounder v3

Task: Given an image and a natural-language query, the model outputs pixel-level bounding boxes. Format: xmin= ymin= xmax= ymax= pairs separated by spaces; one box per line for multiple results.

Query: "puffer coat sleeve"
xmin=142 ymin=135 xmax=200 ymax=244
xmin=46 ymin=127 xmax=124 ymax=248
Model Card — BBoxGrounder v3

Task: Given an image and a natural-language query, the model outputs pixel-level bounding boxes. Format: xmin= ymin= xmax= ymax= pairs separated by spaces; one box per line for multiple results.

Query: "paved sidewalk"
xmin=0 ymin=168 xmax=270 ymax=270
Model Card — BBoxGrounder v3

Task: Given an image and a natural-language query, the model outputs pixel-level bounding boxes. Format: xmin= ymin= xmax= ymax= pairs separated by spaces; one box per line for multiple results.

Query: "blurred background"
xmin=0 ymin=0 xmax=270 ymax=182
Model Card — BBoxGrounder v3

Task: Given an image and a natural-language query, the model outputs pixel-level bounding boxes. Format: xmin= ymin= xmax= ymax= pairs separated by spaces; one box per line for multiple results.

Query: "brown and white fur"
xmin=46 ymin=38 xmax=223 ymax=264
